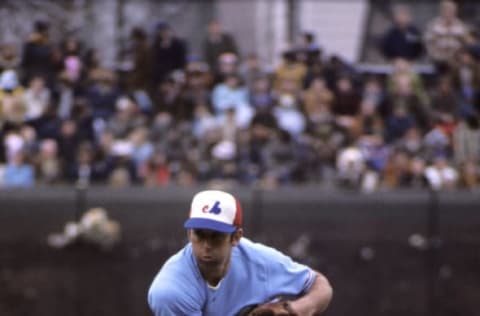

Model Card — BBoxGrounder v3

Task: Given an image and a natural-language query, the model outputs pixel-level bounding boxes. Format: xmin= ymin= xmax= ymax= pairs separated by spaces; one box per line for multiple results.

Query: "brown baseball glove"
xmin=248 ymin=301 xmax=297 ymax=316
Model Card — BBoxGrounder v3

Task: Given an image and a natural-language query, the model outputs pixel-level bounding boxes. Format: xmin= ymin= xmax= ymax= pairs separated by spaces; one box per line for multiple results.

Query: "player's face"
xmin=189 ymin=229 xmax=241 ymax=269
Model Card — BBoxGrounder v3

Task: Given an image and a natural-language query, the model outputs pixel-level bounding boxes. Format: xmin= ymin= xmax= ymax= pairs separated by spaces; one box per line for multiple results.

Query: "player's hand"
xmin=248 ymin=301 xmax=297 ymax=316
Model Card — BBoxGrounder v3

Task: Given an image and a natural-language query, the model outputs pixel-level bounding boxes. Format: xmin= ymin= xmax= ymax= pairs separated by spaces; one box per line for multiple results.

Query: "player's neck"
xmin=202 ymin=257 xmax=230 ymax=287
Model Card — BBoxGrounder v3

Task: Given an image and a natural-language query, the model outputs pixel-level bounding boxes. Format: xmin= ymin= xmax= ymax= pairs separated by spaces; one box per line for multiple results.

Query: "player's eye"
xmin=195 ymin=231 xmax=222 ymax=242
xmin=193 ymin=230 xmax=206 ymax=239
xmin=211 ymin=233 xmax=224 ymax=242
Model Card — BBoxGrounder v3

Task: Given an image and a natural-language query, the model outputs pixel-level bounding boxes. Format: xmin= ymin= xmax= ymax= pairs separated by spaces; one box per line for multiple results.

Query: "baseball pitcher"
xmin=148 ymin=190 xmax=332 ymax=315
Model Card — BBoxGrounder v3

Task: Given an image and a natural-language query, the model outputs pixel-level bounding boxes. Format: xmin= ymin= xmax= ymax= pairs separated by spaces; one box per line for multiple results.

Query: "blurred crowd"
xmin=0 ymin=0 xmax=479 ymax=191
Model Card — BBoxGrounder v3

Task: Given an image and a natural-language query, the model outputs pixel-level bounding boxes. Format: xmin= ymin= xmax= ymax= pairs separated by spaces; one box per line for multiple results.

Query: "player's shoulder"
xmin=148 ymin=244 xmax=205 ymax=309
xmin=236 ymin=237 xmax=289 ymax=264
xmin=150 ymin=244 xmax=203 ymax=291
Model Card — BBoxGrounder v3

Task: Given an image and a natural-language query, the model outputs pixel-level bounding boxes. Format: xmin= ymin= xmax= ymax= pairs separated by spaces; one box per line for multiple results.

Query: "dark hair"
xmin=282 ymin=50 xmax=296 ymax=62
xmin=155 ymin=21 xmax=170 ymax=32
xmin=34 ymin=20 xmax=49 ymax=33
xmin=131 ymin=27 xmax=147 ymax=41
xmin=466 ymin=115 xmax=479 ymax=129
xmin=304 ymin=32 xmax=315 ymax=43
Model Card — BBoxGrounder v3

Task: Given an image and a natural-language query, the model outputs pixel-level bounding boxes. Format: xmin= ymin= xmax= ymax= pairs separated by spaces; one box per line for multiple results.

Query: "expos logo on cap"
xmin=184 ymin=190 xmax=242 ymax=233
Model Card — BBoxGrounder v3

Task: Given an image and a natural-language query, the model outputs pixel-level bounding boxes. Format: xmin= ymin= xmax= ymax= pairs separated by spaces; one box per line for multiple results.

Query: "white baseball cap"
xmin=184 ymin=190 xmax=242 ymax=233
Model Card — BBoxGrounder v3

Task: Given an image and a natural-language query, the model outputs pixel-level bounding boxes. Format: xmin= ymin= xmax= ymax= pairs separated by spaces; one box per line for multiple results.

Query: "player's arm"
xmin=257 ymin=244 xmax=332 ymax=315
xmin=289 ymin=270 xmax=332 ymax=315
xmin=148 ymin=280 xmax=203 ymax=316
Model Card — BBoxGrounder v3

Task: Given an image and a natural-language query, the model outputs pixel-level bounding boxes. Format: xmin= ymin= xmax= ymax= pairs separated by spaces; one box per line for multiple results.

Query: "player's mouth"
xmin=200 ymin=255 xmax=214 ymax=262
xmin=199 ymin=255 xmax=222 ymax=266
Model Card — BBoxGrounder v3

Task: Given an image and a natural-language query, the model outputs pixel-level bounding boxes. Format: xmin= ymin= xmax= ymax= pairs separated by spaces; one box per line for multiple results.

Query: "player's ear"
xmin=231 ymin=228 xmax=243 ymax=246
xmin=187 ymin=229 xmax=192 ymax=241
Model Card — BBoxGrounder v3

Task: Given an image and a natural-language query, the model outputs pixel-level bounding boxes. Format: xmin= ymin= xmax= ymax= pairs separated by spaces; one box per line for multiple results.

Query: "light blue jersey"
xmin=148 ymin=237 xmax=315 ymax=316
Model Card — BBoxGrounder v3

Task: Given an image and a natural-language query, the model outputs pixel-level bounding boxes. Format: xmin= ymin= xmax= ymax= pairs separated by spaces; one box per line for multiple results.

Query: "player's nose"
xmin=201 ymin=239 xmax=213 ymax=250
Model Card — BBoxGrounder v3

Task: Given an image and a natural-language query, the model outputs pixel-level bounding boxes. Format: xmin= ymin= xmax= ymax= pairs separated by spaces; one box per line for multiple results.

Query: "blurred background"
xmin=0 ymin=0 xmax=479 ymax=315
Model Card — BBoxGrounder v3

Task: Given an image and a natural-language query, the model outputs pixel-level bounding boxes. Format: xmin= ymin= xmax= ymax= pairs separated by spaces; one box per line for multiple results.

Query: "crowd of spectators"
xmin=0 ymin=0 xmax=479 ymax=191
